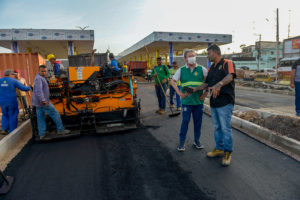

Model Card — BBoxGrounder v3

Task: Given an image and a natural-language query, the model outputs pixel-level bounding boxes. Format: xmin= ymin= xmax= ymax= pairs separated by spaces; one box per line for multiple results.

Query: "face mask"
xmin=187 ymin=57 xmax=196 ymax=65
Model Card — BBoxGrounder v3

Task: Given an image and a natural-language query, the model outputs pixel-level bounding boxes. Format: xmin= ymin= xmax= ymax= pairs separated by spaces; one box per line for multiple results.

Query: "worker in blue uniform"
xmin=0 ymin=69 xmax=31 ymax=134
xmin=109 ymin=53 xmax=120 ymax=76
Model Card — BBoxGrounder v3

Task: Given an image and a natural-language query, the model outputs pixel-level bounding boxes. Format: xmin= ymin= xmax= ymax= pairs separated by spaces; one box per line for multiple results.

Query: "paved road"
xmin=235 ymin=87 xmax=294 ymax=114
xmin=1 ymin=84 xmax=299 ymax=200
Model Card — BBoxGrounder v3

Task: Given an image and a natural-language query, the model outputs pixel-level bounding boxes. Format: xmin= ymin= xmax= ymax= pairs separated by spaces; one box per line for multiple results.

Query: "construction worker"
xmin=290 ymin=58 xmax=300 ymax=117
xmin=169 ymin=61 xmax=181 ymax=111
xmin=0 ymin=69 xmax=31 ymax=134
xmin=151 ymin=56 xmax=170 ymax=115
xmin=171 ymin=50 xmax=207 ymax=152
xmin=147 ymin=68 xmax=152 ymax=83
xmin=47 ymin=54 xmax=62 ymax=77
xmin=193 ymin=44 xmax=236 ymax=166
xmin=109 ymin=53 xmax=120 ymax=75
xmin=32 ymin=65 xmax=70 ymax=140
xmin=123 ymin=62 xmax=128 ymax=73
xmin=14 ymin=69 xmax=30 ymax=111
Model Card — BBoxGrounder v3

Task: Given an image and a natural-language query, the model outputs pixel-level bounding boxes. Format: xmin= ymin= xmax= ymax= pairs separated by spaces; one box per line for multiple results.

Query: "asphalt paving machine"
xmin=29 ymin=52 xmax=140 ymax=141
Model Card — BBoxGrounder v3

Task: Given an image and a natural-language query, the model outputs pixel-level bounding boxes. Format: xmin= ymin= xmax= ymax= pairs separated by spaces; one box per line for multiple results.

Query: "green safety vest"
xmin=180 ymin=65 xmax=204 ymax=105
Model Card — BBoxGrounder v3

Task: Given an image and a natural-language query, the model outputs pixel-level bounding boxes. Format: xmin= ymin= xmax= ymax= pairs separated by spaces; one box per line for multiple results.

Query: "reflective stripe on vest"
xmin=181 ymin=81 xmax=203 ymax=87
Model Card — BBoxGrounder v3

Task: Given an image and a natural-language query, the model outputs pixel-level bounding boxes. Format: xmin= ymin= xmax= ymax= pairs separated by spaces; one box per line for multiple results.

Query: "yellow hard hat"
xmin=47 ymin=54 xmax=55 ymax=60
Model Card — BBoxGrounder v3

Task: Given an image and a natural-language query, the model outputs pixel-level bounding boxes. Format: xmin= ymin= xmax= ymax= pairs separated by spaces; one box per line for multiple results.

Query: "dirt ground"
xmin=235 ymin=111 xmax=300 ymax=141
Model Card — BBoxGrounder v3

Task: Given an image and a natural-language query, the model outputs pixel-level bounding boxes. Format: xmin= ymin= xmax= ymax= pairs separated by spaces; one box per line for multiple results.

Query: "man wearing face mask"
xmin=151 ymin=56 xmax=170 ymax=114
xmin=171 ymin=49 xmax=208 ymax=152
xmin=193 ymin=44 xmax=236 ymax=166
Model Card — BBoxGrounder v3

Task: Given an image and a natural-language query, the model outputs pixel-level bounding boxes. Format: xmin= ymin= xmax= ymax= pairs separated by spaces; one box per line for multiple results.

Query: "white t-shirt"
xmin=147 ymin=69 xmax=152 ymax=75
xmin=172 ymin=64 xmax=208 ymax=81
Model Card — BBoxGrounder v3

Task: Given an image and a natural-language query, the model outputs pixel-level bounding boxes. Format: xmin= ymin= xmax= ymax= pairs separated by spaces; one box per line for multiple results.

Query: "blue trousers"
xmin=179 ymin=104 xmax=204 ymax=145
xmin=0 ymin=103 xmax=19 ymax=133
xmin=147 ymin=75 xmax=152 ymax=82
xmin=36 ymin=103 xmax=64 ymax=136
xmin=295 ymin=81 xmax=300 ymax=115
xmin=155 ymin=83 xmax=167 ymax=109
xmin=170 ymin=85 xmax=181 ymax=108
xmin=210 ymin=104 xmax=234 ymax=152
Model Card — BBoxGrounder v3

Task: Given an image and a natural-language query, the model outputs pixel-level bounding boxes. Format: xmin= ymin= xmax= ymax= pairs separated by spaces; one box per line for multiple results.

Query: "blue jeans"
xmin=0 ymin=103 xmax=19 ymax=133
xmin=36 ymin=103 xmax=64 ymax=136
xmin=170 ymin=85 xmax=181 ymax=108
xmin=295 ymin=81 xmax=300 ymax=115
xmin=179 ymin=104 xmax=204 ymax=145
xmin=155 ymin=83 xmax=167 ymax=109
xmin=210 ymin=104 xmax=234 ymax=152
xmin=147 ymin=75 xmax=152 ymax=82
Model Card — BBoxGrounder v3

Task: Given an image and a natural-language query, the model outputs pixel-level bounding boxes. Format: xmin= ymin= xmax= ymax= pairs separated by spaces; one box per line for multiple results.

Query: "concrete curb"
xmin=0 ymin=120 xmax=32 ymax=166
xmin=236 ymin=86 xmax=295 ymax=96
xmin=203 ymin=104 xmax=300 ymax=161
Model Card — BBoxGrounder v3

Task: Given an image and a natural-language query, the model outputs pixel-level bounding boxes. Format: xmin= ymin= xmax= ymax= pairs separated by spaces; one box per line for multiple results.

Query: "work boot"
xmin=57 ymin=129 xmax=71 ymax=135
xmin=155 ymin=109 xmax=162 ymax=114
xmin=0 ymin=130 xmax=8 ymax=135
xmin=158 ymin=109 xmax=166 ymax=115
xmin=207 ymin=148 xmax=224 ymax=158
xmin=222 ymin=152 xmax=232 ymax=166
xmin=177 ymin=107 xmax=182 ymax=111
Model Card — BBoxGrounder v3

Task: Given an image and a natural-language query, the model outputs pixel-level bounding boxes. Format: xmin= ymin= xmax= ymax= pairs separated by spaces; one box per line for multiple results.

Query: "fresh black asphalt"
xmin=1 ymin=84 xmax=299 ymax=200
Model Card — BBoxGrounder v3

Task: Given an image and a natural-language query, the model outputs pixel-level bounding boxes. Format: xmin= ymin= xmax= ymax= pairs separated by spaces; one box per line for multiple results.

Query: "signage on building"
xmin=292 ymin=38 xmax=300 ymax=49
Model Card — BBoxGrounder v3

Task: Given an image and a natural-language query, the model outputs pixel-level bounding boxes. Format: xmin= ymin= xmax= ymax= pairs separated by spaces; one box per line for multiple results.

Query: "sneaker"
xmin=207 ymin=148 xmax=224 ymax=158
xmin=39 ymin=135 xmax=50 ymax=141
xmin=158 ymin=109 xmax=166 ymax=115
xmin=170 ymin=104 xmax=175 ymax=108
xmin=177 ymin=107 xmax=182 ymax=111
xmin=222 ymin=152 xmax=232 ymax=166
xmin=177 ymin=145 xmax=185 ymax=152
xmin=57 ymin=129 xmax=71 ymax=135
xmin=155 ymin=109 xmax=162 ymax=114
xmin=193 ymin=142 xmax=204 ymax=149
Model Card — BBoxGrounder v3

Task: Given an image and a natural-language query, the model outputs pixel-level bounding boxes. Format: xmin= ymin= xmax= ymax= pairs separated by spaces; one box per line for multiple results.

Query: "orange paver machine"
xmin=29 ymin=53 xmax=140 ymax=140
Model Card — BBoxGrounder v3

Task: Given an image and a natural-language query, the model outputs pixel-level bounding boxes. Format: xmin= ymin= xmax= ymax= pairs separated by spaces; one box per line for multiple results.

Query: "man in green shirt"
xmin=171 ymin=49 xmax=208 ymax=151
xmin=169 ymin=61 xmax=181 ymax=111
xmin=151 ymin=57 xmax=170 ymax=114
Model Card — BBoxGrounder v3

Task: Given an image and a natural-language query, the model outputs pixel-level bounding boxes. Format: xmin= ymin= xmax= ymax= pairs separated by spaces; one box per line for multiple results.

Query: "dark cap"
xmin=4 ymin=69 xmax=14 ymax=76
xmin=156 ymin=56 xmax=162 ymax=60
xmin=109 ymin=53 xmax=114 ymax=58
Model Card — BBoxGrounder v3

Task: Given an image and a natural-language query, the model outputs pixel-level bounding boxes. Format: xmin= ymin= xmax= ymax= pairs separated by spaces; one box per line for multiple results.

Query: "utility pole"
xmin=288 ymin=9 xmax=291 ymax=38
xmin=257 ymin=34 xmax=261 ymax=71
xmin=275 ymin=8 xmax=279 ymax=81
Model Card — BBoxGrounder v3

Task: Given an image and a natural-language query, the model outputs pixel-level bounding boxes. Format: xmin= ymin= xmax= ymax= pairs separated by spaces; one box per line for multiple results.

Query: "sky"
xmin=0 ymin=0 xmax=299 ymax=55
